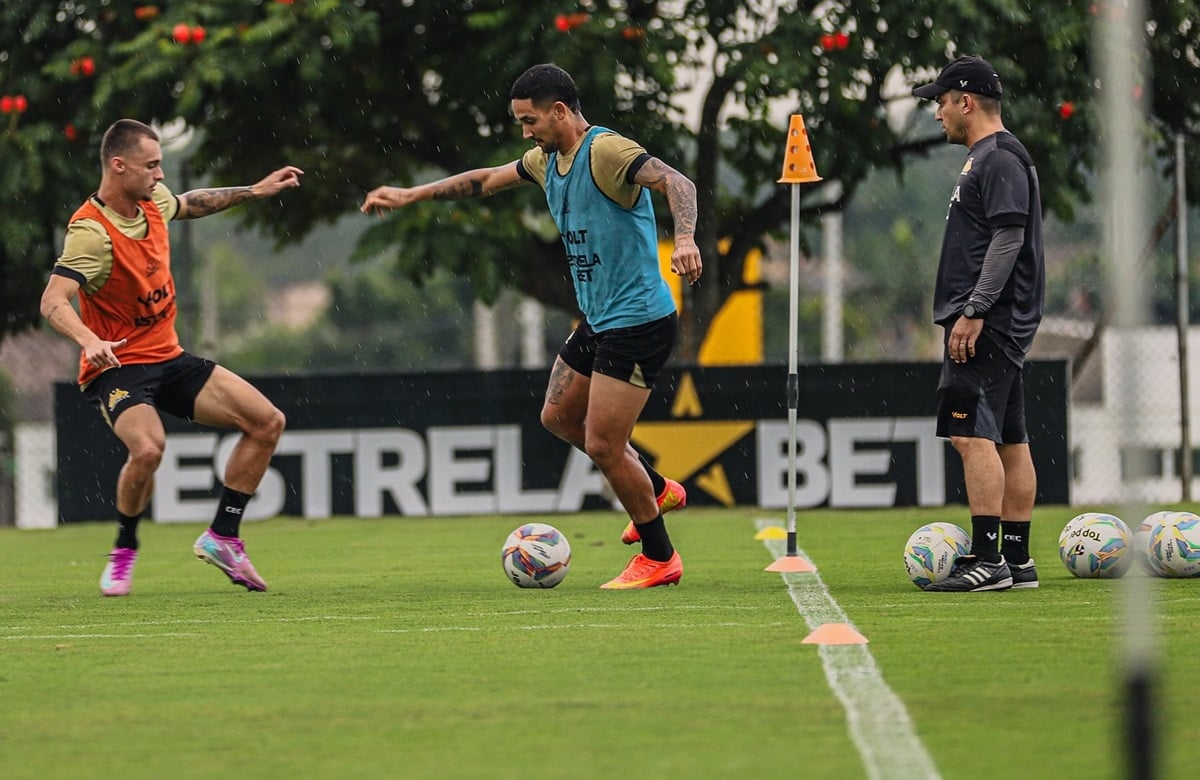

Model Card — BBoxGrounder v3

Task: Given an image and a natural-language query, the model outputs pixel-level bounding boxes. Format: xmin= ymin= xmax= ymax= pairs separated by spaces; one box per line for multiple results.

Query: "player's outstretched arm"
xmin=633 ymin=157 xmax=702 ymax=285
xmin=177 ymin=165 xmax=305 ymax=220
xmin=360 ymin=162 xmax=524 ymax=215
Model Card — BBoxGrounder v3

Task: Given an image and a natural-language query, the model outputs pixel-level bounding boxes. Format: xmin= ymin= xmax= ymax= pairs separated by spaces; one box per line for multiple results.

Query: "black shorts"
xmin=559 ymin=314 xmax=677 ymax=389
xmin=83 ymin=352 xmax=217 ymax=428
xmin=935 ymin=331 xmax=1028 ymax=443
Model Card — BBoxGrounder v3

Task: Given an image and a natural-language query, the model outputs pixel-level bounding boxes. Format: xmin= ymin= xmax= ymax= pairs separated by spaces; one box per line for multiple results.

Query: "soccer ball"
xmin=903 ymin=522 xmax=971 ymax=588
xmin=1134 ymin=511 xmax=1174 ymax=575
xmin=501 ymin=523 xmax=572 ymax=588
xmin=1057 ymin=512 xmax=1133 ymax=578
xmin=1146 ymin=511 xmax=1200 ymax=577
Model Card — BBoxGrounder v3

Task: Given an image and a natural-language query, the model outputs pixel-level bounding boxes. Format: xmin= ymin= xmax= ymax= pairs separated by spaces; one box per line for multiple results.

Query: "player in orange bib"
xmin=40 ymin=118 xmax=304 ymax=596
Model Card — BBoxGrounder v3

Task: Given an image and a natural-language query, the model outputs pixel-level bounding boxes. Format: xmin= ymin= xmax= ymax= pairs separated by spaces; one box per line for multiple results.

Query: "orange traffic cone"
xmin=777 ymin=114 xmax=823 ymax=184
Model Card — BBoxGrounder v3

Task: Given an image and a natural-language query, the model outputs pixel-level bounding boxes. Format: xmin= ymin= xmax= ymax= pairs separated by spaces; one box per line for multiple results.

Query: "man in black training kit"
xmin=912 ymin=56 xmax=1046 ymax=592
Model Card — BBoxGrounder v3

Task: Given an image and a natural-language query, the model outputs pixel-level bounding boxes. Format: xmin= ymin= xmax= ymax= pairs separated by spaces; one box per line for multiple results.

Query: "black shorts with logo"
xmin=935 ymin=331 xmax=1028 ymax=444
xmin=559 ymin=313 xmax=677 ymax=389
xmin=83 ymin=351 xmax=217 ymax=428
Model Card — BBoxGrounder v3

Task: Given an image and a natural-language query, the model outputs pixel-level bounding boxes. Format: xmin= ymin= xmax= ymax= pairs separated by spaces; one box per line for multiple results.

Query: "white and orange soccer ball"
xmin=501 ymin=523 xmax=572 ymax=589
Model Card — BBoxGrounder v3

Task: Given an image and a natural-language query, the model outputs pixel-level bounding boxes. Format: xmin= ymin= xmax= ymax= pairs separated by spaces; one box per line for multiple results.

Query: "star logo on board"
xmin=630 ymin=371 xmax=754 ymax=506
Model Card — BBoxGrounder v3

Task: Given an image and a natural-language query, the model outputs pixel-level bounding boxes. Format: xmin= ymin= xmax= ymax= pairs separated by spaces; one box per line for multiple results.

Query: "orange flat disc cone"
xmin=802 ymin=623 xmax=868 ymax=645
xmin=764 ymin=555 xmax=817 ymax=573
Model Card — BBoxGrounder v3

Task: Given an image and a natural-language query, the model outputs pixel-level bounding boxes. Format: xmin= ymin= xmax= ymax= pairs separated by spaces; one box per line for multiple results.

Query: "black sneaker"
xmin=923 ymin=556 xmax=1013 ymax=592
xmin=1009 ymin=558 xmax=1039 ymax=589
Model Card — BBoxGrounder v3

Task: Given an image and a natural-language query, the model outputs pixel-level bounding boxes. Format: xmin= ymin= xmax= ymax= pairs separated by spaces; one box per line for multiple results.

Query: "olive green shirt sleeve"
xmin=55 ymin=184 xmax=178 ymax=292
xmin=519 ymin=131 xmax=647 ymax=209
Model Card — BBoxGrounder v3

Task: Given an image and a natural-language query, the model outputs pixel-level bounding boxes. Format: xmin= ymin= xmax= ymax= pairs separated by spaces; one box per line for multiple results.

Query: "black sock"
xmin=211 ymin=486 xmax=252 ymax=538
xmin=638 ymin=453 xmax=667 ymax=498
xmin=1001 ymin=520 xmax=1031 ymax=565
xmin=971 ymin=515 xmax=1002 ymax=562
xmin=635 ymin=515 xmax=674 ymax=562
xmin=115 ymin=512 xmax=141 ymax=550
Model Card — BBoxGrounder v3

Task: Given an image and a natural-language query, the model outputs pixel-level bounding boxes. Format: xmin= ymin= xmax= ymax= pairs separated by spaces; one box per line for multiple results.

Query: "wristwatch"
xmin=962 ymin=302 xmax=983 ymax=319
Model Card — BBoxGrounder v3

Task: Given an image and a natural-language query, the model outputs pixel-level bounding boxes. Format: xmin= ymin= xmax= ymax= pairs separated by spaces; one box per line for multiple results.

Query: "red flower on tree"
xmin=820 ymin=32 xmax=850 ymax=51
xmin=71 ymin=56 xmax=96 ymax=77
xmin=555 ymin=12 xmax=589 ymax=32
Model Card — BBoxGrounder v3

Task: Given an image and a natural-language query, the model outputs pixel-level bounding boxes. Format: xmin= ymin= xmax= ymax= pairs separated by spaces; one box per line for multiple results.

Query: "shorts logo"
xmin=107 ymin=388 xmax=131 ymax=412
xmin=951 ymin=411 xmax=968 ymax=420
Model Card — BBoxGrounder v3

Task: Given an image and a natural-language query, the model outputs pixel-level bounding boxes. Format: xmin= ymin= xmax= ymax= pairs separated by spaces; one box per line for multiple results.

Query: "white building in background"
xmin=1069 ymin=326 xmax=1199 ymax=506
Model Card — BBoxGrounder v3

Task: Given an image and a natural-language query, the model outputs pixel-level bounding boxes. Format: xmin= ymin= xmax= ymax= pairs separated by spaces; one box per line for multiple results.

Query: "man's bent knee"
xmin=585 ymin=435 xmax=630 ymax=473
xmin=540 ymin=405 xmax=563 ymax=437
xmin=126 ymin=440 xmax=165 ymax=473
xmin=252 ymin=406 xmax=286 ymax=448
xmin=541 ymin=405 xmax=584 ymax=445
xmin=950 ymin=435 xmax=994 ymax=454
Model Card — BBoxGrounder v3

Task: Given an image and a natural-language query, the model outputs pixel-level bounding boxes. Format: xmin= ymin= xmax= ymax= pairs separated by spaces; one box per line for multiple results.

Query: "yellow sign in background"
xmin=659 ymin=240 xmax=763 ymax=365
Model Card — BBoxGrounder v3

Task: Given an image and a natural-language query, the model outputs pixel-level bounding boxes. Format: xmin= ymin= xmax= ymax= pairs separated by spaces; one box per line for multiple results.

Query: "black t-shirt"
xmin=933 ymin=131 xmax=1045 ymax=364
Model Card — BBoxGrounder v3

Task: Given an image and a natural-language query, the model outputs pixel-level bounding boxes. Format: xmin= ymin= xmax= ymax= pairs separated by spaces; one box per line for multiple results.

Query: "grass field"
xmin=2 ymin=505 xmax=1196 ymax=779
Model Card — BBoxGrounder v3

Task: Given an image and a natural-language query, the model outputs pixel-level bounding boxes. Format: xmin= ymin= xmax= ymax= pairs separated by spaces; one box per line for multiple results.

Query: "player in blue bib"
xmin=362 ymin=64 xmax=702 ymax=589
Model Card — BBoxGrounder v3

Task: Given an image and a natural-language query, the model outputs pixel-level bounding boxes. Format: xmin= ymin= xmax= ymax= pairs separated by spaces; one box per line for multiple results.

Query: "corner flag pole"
xmin=766 ymin=115 xmax=822 ymax=574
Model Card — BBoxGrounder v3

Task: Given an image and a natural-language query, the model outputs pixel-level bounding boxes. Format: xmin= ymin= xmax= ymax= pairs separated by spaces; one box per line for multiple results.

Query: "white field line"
xmin=0 ymin=615 xmax=379 ymax=633
xmin=486 ymin=604 xmax=773 ymax=616
xmin=377 ymin=621 xmax=788 ymax=634
xmin=758 ymin=519 xmax=941 ymax=780
xmin=5 ymin=632 xmax=203 ymax=640
xmin=1 ymin=610 xmax=785 ymax=641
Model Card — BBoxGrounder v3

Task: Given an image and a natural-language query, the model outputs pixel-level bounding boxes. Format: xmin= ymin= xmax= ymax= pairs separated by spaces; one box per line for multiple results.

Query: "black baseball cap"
xmin=912 ymin=56 xmax=1003 ymax=100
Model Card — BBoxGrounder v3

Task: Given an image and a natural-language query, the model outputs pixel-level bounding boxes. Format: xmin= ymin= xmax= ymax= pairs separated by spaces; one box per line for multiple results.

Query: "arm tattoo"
xmin=44 ymin=302 xmax=69 ymax=326
xmin=180 ymin=186 xmax=257 ymax=218
xmin=432 ymin=174 xmax=526 ymax=201
xmin=637 ymin=158 xmax=698 ymax=237
xmin=432 ymin=179 xmax=485 ymax=201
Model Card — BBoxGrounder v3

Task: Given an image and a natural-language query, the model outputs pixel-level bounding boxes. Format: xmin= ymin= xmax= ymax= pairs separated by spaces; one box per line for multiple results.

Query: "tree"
xmin=1 ymin=0 xmax=1198 ymax=357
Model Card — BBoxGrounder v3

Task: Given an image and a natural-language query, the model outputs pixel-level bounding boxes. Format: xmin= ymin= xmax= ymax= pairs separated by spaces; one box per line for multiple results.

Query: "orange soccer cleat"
xmin=600 ymin=551 xmax=683 ymax=590
xmin=621 ymin=478 xmax=687 ymax=545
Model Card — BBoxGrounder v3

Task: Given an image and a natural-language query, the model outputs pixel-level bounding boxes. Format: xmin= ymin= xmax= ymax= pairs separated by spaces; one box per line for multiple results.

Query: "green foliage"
xmin=199 ymin=243 xmax=267 ymax=334
xmin=1 ymin=0 xmax=1198 ymax=351
xmin=220 ymin=261 xmax=475 ymax=375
